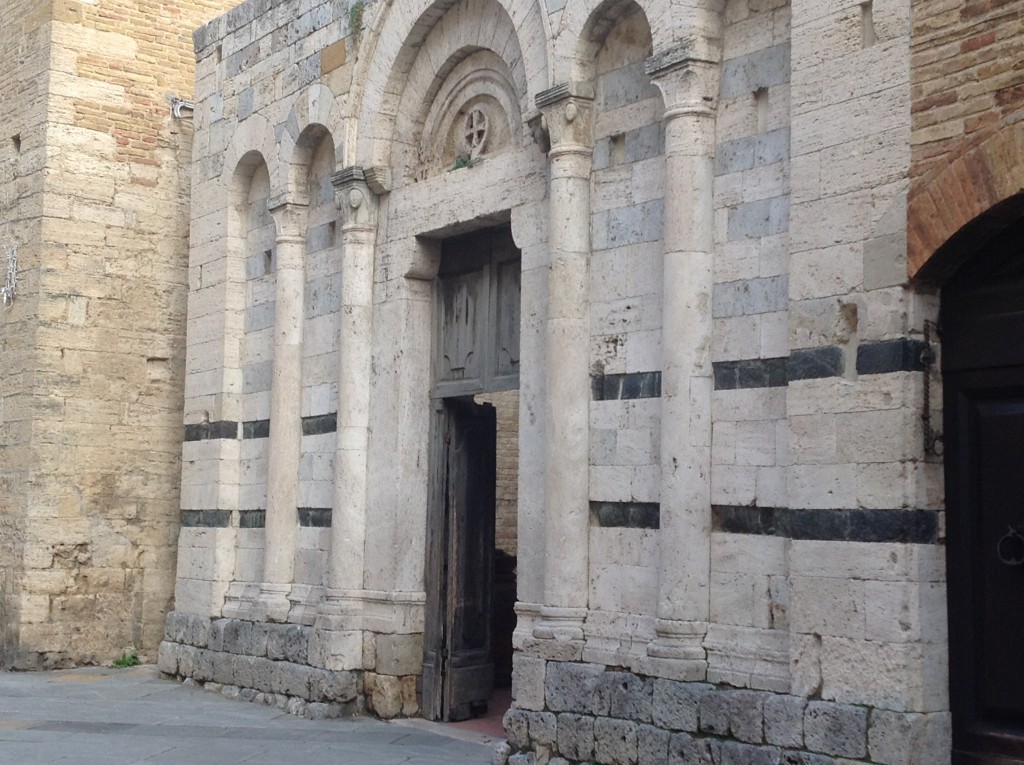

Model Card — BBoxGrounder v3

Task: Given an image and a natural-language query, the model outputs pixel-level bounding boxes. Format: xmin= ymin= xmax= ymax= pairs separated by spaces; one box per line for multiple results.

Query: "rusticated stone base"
xmin=159 ymin=613 xmax=419 ymax=719
xmin=499 ymin=660 xmax=950 ymax=765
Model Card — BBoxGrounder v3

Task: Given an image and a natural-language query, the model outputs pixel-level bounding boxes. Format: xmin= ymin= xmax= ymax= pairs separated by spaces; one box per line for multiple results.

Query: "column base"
xmin=532 ymin=605 xmax=587 ymax=641
xmin=636 ymin=618 xmax=709 ymax=681
xmin=313 ymin=588 xmax=365 ymax=632
xmin=288 ymin=584 xmax=323 ymax=626
xmin=222 ymin=581 xmax=260 ymax=621
xmin=255 ymin=582 xmax=292 ymax=623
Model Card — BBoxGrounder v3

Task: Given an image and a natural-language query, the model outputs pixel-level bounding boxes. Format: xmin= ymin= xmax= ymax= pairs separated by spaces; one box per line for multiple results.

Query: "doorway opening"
xmin=422 ymin=225 xmax=520 ymax=724
xmin=942 ymin=208 xmax=1024 ymax=764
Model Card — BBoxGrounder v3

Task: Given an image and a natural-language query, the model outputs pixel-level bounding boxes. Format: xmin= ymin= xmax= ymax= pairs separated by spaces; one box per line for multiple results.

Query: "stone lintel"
xmin=645 ymin=39 xmax=720 ymax=78
xmin=331 ymin=165 xmax=365 ymax=189
xmin=535 ymin=80 xmax=595 ymax=110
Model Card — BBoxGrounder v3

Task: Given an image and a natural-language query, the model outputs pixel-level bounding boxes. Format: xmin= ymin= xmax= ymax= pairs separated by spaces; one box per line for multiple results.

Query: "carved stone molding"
xmin=535 ymin=81 xmax=595 ymax=155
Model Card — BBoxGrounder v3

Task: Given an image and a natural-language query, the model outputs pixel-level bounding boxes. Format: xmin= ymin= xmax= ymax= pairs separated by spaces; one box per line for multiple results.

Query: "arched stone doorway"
xmin=941 ymin=200 xmax=1024 ymax=764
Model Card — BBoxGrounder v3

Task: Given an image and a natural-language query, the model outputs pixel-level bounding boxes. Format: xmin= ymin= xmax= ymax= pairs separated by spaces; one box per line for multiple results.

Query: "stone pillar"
xmin=255 ymin=199 xmax=308 ymax=623
xmin=314 ymin=167 xmax=377 ymax=669
xmin=532 ymin=83 xmax=594 ymax=645
xmin=643 ymin=47 xmax=721 ymax=680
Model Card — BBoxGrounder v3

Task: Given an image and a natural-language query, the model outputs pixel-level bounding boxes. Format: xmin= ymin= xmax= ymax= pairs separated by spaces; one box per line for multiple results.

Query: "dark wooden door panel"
xmin=944 ymin=217 xmax=1024 ymax=764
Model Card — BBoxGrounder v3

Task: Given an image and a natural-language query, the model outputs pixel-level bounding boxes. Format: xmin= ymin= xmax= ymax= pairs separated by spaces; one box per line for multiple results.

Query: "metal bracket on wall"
xmin=169 ymin=96 xmax=194 ymax=119
xmin=2 ymin=245 xmax=16 ymax=307
xmin=921 ymin=319 xmax=944 ymax=456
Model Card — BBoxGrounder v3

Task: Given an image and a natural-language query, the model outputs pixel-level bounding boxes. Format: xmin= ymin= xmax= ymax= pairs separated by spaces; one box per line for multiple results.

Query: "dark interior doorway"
xmin=943 ymin=212 xmax=1024 ymax=764
xmin=422 ymin=226 xmax=520 ymax=723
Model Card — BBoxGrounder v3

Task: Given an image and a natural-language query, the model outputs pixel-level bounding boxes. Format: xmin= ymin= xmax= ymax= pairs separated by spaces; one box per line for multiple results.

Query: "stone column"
xmin=532 ymin=83 xmax=594 ymax=645
xmin=314 ymin=167 xmax=377 ymax=669
xmin=642 ymin=47 xmax=720 ymax=680
xmin=255 ymin=199 xmax=308 ymax=623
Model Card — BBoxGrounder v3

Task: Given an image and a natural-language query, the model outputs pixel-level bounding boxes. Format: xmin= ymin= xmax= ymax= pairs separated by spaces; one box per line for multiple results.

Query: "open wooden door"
xmin=423 ymin=398 xmax=496 ymax=721
xmin=422 ymin=225 xmax=519 ymax=722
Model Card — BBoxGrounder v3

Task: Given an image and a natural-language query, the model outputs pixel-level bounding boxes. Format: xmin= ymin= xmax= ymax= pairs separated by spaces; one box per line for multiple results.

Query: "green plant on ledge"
xmin=114 ymin=649 xmax=140 ymax=668
xmin=348 ymin=1 xmax=365 ymax=38
xmin=453 ymin=154 xmax=477 ymax=170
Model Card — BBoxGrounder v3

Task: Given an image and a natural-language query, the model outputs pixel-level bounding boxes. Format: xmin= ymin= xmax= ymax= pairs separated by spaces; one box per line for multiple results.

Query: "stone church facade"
xmin=156 ymin=0 xmax=1024 ymax=762
xmin=1 ymin=0 xmax=1022 ymax=763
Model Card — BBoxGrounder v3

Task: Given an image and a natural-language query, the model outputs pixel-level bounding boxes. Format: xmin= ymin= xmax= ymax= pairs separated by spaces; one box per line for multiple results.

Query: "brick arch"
xmin=908 ymin=120 xmax=1024 ymax=280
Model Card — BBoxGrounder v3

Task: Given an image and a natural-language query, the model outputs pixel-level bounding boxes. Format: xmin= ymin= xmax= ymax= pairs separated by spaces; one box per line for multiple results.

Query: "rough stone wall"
xmin=0 ymin=0 xmax=52 ymax=668
xmin=0 ymin=0 xmax=238 ymax=669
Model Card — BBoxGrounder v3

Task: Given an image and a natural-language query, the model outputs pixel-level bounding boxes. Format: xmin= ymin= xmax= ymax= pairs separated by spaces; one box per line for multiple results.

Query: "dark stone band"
xmin=298 ymin=508 xmax=332 ymax=527
xmin=712 ymin=505 xmax=941 ymax=544
xmin=181 ymin=510 xmax=231 ymax=528
xmin=591 ymin=371 xmax=662 ymax=401
xmin=714 ymin=338 xmax=929 ymax=391
xmin=301 ymin=413 xmax=337 ymax=436
xmin=238 ymin=510 xmax=266 ymax=529
xmin=184 ymin=421 xmax=238 ymax=442
xmin=591 ymin=502 xmax=660 ymax=529
xmin=243 ymin=419 xmax=270 ymax=439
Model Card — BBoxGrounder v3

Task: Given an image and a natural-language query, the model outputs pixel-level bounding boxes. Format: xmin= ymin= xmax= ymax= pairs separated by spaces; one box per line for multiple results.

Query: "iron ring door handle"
xmin=996 ymin=526 xmax=1024 ymax=567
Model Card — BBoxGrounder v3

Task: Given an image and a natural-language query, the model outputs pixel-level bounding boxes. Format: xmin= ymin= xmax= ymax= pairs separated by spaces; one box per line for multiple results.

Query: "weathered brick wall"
xmin=0 ymin=0 xmax=238 ymax=669
xmin=910 ymin=0 xmax=1024 ymax=189
xmin=0 ymin=0 xmax=52 ymax=669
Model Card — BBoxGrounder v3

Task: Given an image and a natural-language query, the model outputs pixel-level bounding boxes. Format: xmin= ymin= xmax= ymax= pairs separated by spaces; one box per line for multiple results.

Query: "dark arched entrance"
xmin=942 ymin=209 xmax=1024 ymax=764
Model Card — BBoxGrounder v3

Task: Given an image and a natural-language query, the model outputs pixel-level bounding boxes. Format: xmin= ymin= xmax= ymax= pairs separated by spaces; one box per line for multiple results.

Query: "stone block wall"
xmin=0 ymin=0 xmax=238 ymax=669
xmin=503 ymin=660 xmax=950 ymax=765
xmin=0 ymin=0 xmax=51 ymax=668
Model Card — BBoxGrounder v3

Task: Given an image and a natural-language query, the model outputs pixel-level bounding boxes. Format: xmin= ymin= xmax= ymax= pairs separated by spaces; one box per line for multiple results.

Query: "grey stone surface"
xmin=868 ymin=710 xmax=951 ymax=765
xmin=637 ymin=724 xmax=670 ymax=765
xmin=526 ymin=710 xmax=557 ymax=747
xmin=729 ymin=690 xmax=767 ymax=744
xmin=594 ymin=717 xmax=639 ymax=765
xmin=492 ymin=741 xmax=512 ymax=765
xmin=765 ymin=694 xmax=806 ymax=748
xmin=726 ymin=196 xmax=790 ymax=241
xmin=717 ymin=740 xmax=782 ymax=765
xmin=668 ymin=732 xmax=713 ymax=765
xmin=557 ymin=713 xmax=595 ymax=761
xmin=503 ymin=707 xmax=530 ymax=750
xmin=266 ymin=624 xmax=310 ymax=664
xmin=804 ymin=701 xmax=868 ymax=759
xmin=546 ymin=661 xmax=604 ymax=713
xmin=0 ymin=666 xmax=492 ymax=764
xmin=509 ymin=754 xmax=536 ymax=765
xmin=652 ymin=680 xmax=710 ymax=732
xmin=222 ymin=619 xmax=270 ymax=657
xmin=713 ymin=274 xmax=789 ymax=318
xmin=609 ymin=673 xmax=654 ymax=723
xmin=698 ymin=690 xmax=732 ymax=735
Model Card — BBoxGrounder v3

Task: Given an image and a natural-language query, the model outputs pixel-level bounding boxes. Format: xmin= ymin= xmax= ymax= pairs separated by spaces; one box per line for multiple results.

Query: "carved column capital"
xmin=268 ymin=198 xmax=309 ymax=242
xmin=645 ymin=44 xmax=721 ymax=120
xmin=332 ymin=166 xmax=379 ymax=230
xmin=535 ymin=82 xmax=595 ymax=156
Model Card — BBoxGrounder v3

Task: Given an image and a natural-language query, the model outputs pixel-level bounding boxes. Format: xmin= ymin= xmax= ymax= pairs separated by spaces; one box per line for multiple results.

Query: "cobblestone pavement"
xmin=0 ymin=666 xmax=495 ymax=764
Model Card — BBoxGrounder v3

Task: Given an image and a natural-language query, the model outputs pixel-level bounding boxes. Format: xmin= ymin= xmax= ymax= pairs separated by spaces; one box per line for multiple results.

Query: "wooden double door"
xmin=422 ymin=226 xmax=519 ymax=721
xmin=943 ymin=217 xmax=1024 ymax=763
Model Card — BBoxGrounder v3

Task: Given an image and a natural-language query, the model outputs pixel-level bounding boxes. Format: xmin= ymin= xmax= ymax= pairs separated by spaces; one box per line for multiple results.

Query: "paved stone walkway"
xmin=0 ymin=665 xmax=495 ymax=764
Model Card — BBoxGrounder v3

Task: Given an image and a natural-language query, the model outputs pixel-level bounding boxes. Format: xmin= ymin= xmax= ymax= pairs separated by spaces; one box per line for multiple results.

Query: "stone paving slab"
xmin=0 ymin=666 xmax=495 ymax=764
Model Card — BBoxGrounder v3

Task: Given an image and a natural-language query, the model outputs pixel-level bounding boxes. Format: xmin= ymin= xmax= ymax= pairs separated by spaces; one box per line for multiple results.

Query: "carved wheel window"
xmin=463 ymin=108 xmax=489 ymax=158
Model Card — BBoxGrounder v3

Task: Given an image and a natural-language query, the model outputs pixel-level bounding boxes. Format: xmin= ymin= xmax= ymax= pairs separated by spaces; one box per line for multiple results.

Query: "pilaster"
xmin=639 ymin=45 xmax=721 ymax=681
xmin=254 ymin=198 xmax=309 ymax=624
xmin=313 ymin=167 xmax=379 ymax=668
xmin=530 ymin=83 xmax=594 ymax=647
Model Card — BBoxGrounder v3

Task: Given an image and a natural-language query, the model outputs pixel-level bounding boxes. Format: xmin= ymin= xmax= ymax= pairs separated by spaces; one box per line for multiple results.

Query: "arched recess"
xmin=278 ymin=84 xmax=345 ymax=204
xmin=940 ymin=204 xmax=1024 ymax=764
xmin=908 ymin=120 xmax=1024 ymax=283
xmin=349 ymin=0 xmax=549 ymax=171
xmin=229 ymin=150 xmax=274 ymax=591
xmin=554 ymin=0 xmax=714 ymax=83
